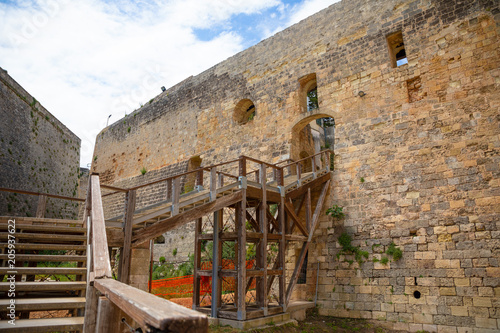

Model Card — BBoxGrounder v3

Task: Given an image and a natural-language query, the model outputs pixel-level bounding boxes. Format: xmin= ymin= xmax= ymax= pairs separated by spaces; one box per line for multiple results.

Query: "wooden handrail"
xmin=281 ymin=149 xmax=334 ymax=169
xmin=94 ymin=279 xmax=207 ymax=332
xmin=240 ymin=155 xmax=281 ymax=169
xmin=0 ymin=186 xmax=85 ymax=202
xmin=99 ymin=184 xmax=128 ymax=193
xmin=127 ymin=158 xmax=240 ymax=191
xmin=84 ymin=175 xmax=208 ymax=332
xmin=89 ymin=175 xmax=113 ymax=279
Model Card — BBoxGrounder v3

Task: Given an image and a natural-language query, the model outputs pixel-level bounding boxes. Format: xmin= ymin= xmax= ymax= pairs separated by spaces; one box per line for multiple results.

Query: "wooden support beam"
xmin=36 ymin=194 xmax=47 ymax=218
xmin=306 ymin=188 xmax=311 ymax=232
xmin=211 ymin=210 xmax=221 ymax=318
xmin=277 ymin=168 xmax=286 ymax=308
xmin=265 ymin=210 xmax=279 ymax=232
xmin=96 ymin=296 xmax=120 ymax=333
xmin=245 ymin=211 xmax=260 ymax=232
xmin=286 ymin=172 xmax=331 ymax=199
xmin=285 ymin=180 xmax=330 ymax=306
xmin=132 ymin=191 xmax=242 ymax=246
xmin=193 ymin=218 xmax=202 ymax=309
xmin=119 ymin=190 xmax=136 ymax=284
xmin=257 ymin=163 xmax=268 ymax=314
xmin=237 ymin=157 xmax=247 ymax=321
xmin=284 ymin=202 xmax=308 ymax=238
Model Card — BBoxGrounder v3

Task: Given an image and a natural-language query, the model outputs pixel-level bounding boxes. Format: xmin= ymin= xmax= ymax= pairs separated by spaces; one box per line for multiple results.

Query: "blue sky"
xmin=0 ymin=0 xmax=338 ymax=167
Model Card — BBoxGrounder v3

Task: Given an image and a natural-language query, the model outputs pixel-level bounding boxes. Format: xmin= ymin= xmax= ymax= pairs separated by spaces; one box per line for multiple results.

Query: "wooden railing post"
xmin=237 ymin=156 xmax=247 ymax=320
xmin=172 ymin=177 xmax=181 ymax=216
xmin=36 ymin=194 xmax=47 ymax=218
xmin=296 ymin=163 xmax=302 ymax=186
xmin=239 ymin=156 xmax=246 ymax=177
xmin=257 ymin=163 xmax=268 ymax=314
xmin=210 ymin=167 xmax=217 ymax=202
xmin=192 ymin=217 xmax=202 ymax=310
xmin=218 ymin=172 xmax=224 ymax=187
xmin=119 ymin=189 xmax=137 ymax=284
xmin=311 ymin=156 xmax=316 ymax=178
xmin=197 ymin=170 xmax=204 ymax=188
xmin=277 ymin=168 xmax=286 ymax=309
xmin=166 ymin=178 xmax=173 ymax=201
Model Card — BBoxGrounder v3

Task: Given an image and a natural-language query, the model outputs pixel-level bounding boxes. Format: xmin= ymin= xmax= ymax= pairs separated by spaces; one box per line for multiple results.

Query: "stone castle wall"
xmin=0 ymin=68 xmax=81 ymax=219
xmin=92 ymin=0 xmax=500 ymax=330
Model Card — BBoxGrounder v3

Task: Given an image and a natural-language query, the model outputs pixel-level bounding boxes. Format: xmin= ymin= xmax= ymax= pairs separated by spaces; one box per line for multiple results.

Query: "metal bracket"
xmin=278 ymin=186 xmax=285 ymax=197
xmin=195 ymin=185 xmax=204 ymax=192
xmin=239 ymin=176 xmax=247 ymax=189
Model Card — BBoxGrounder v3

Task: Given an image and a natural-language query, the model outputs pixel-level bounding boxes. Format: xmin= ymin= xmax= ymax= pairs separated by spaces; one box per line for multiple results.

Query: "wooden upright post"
xmin=257 ymin=164 xmax=268 ymax=314
xmin=192 ymin=218 xmax=202 ymax=309
xmin=277 ymin=168 xmax=286 ymax=309
xmin=306 ymin=188 xmax=312 ymax=232
xmin=211 ymin=210 xmax=221 ymax=318
xmin=36 ymin=194 xmax=47 ymax=218
xmin=237 ymin=157 xmax=247 ymax=320
xmin=172 ymin=177 xmax=181 ymax=216
xmin=210 ymin=167 xmax=217 ymax=202
xmin=119 ymin=189 xmax=137 ymax=284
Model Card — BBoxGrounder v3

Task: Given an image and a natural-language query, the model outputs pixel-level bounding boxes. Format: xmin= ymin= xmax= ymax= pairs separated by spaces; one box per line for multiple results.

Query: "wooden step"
xmin=0 ymin=317 xmax=84 ymax=332
xmin=0 ymin=281 xmax=86 ymax=292
xmin=0 ymin=232 xmax=86 ymax=242
xmin=0 ymin=267 xmax=86 ymax=275
xmin=0 ymin=254 xmax=86 ymax=262
xmin=0 ymin=216 xmax=83 ymax=226
xmin=0 ymin=243 xmax=86 ymax=251
xmin=0 ymin=224 xmax=86 ymax=234
xmin=0 ymin=297 xmax=85 ymax=311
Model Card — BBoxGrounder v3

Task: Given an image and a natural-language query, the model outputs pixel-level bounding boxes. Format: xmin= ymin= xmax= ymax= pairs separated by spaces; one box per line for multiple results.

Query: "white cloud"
xmin=0 ymin=0 xmax=333 ymax=167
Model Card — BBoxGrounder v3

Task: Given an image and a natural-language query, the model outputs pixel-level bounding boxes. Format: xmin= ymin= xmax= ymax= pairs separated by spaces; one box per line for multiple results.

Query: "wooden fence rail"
xmin=83 ymin=175 xmax=208 ymax=333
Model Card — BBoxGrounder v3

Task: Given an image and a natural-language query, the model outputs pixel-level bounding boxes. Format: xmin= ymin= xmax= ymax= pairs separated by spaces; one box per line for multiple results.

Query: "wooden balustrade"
xmin=84 ymin=175 xmax=207 ymax=332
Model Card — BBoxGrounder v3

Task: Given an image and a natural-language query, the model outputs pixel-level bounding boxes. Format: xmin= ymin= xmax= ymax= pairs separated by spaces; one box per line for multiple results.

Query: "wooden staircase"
xmin=0 ymin=216 xmax=87 ymax=332
xmin=100 ymin=151 xmax=333 ymax=321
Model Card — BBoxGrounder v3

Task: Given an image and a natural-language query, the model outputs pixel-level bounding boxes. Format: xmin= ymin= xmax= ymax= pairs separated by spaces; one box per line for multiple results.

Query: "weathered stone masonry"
xmin=92 ymin=0 xmax=499 ymax=330
xmin=0 ymin=68 xmax=81 ymax=219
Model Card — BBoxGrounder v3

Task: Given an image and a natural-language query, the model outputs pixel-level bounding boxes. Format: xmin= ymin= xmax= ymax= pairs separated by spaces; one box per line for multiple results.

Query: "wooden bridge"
xmin=0 ymin=150 xmax=333 ymax=331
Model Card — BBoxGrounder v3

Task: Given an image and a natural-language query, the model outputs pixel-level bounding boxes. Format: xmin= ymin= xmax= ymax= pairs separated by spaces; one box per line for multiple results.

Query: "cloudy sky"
xmin=0 ymin=0 xmax=338 ymax=167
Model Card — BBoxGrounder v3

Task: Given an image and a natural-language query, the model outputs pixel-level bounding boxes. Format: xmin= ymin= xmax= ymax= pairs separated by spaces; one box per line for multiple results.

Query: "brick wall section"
xmin=0 ymin=68 xmax=81 ymax=219
xmin=91 ymin=0 xmax=499 ymax=330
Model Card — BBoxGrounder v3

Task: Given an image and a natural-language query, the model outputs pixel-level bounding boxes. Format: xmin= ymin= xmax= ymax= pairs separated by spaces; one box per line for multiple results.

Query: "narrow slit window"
xmin=297 ymin=251 xmax=308 ymax=284
xmin=387 ymin=31 xmax=408 ymax=67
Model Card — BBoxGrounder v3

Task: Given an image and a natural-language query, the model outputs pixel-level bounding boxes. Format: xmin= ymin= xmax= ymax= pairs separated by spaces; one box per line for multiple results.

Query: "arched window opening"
xmin=298 ymin=73 xmax=318 ymax=113
xmin=291 ymin=114 xmax=335 ymax=174
xmin=387 ymin=31 xmax=408 ymax=67
xmin=233 ymin=99 xmax=256 ymax=124
xmin=307 ymin=86 xmax=318 ymax=112
xmin=184 ymin=156 xmax=202 ymax=193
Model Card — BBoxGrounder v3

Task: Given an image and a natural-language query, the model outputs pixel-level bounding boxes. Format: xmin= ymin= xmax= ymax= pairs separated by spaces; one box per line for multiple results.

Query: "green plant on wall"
xmin=337 ymin=232 xmax=368 ymax=265
xmin=386 ymin=242 xmax=403 ymax=261
xmin=140 ymin=167 xmax=147 ymax=175
xmin=326 ymin=204 xmax=344 ymax=219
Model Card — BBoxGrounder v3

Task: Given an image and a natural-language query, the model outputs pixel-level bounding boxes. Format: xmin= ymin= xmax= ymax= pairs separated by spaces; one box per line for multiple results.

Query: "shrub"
xmin=386 ymin=242 xmax=403 ymax=261
xmin=326 ymin=205 xmax=344 ymax=219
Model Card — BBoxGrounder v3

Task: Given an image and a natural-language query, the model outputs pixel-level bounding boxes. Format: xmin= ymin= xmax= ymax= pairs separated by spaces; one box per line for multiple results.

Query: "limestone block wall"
xmin=92 ymin=0 xmax=499 ymax=330
xmin=0 ymin=68 xmax=81 ymax=219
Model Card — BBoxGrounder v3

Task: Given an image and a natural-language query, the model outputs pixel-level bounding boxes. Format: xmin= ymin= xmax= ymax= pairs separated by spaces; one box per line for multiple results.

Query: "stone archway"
xmin=290 ymin=112 xmax=335 ymax=166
